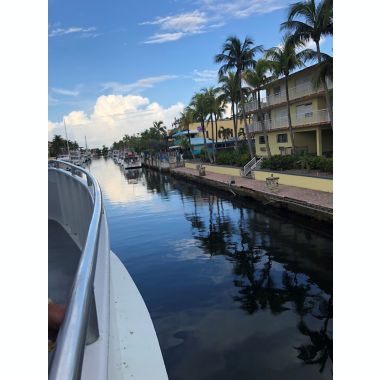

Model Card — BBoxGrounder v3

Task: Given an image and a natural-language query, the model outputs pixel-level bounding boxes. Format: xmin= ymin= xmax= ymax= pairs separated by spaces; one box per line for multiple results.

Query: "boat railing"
xmin=48 ymin=160 xmax=103 ymax=380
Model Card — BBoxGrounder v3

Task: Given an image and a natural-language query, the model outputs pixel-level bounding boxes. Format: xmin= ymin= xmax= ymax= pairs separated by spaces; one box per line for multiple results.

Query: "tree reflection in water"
xmin=140 ymin=169 xmax=332 ymax=374
xmin=169 ymin=181 xmax=333 ymax=374
xmin=295 ymin=297 xmax=333 ymax=374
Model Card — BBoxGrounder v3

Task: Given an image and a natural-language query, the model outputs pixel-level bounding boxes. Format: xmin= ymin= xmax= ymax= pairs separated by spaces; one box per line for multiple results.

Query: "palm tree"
xmin=244 ymin=59 xmax=274 ymax=158
xmin=153 ymin=121 xmax=167 ymax=139
xmin=215 ymin=36 xmax=263 ymax=159
xmin=312 ymin=52 xmax=332 ymax=89
xmin=217 ymin=72 xmax=241 ymax=151
xmin=281 ymin=0 xmax=333 ymax=128
xmin=238 ymin=127 xmax=246 ymax=140
xmin=265 ymin=34 xmax=315 ymax=152
xmin=226 ymin=128 xmax=233 ymax=139
xmin=203 ymin=87 xmax=219 ymax=162
xmin=179 ymin=108 xmax=195 ymax=158
xmin=213 ymin=97 xmax=226 ymax=146
xmin=218 ymin=126 xmax=225 ymax=138
xmin=153 ymin=120 xmax=168 ymax=150
xmin=51 ymin=134 xmax=65 ymax=157
xmin=189 ymin=93 xmax=213 ymax=162
xmin=179 ymin=108 xmax=193 ymax=143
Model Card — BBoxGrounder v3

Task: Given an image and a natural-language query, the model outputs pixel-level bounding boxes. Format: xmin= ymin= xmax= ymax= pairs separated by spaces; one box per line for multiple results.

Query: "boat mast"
xmin=63 ymin=118 xmax=71 ymax=161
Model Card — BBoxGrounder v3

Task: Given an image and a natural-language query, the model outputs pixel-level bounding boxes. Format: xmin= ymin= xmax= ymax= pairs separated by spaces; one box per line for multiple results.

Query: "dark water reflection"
xmin=89 ymin=158 xmax=332 ymax=380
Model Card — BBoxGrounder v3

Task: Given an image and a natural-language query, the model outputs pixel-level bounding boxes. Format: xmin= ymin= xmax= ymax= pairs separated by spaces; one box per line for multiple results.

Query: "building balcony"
xmin=248 ymin=109 xmax=330 ymax=133
xmin=244 ymin=79 xmax=333 ymax=113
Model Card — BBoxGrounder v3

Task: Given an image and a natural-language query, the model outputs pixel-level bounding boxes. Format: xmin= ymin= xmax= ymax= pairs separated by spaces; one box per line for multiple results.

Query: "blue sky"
xmin=48 ymin=0 xmax=332 ymax=147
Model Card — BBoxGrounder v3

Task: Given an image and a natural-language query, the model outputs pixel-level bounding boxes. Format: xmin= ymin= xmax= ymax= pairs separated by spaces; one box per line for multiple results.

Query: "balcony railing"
xmin=245 ymin=79 xmax=333 ymax=113
xmin=248 ymin=109 xmax=330 ymax=133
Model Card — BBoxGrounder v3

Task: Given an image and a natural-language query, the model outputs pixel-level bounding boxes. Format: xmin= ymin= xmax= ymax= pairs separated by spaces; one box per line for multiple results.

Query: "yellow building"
xmin=187 ymin=118 xmax=246 ymax=143
xmin=245 ymin=64 xmax=333 ymax=157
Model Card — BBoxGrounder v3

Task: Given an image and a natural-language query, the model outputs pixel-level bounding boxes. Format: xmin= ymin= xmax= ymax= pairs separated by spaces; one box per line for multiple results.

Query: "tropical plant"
xmin=178 ymin=136 xmax=194 ymax=159
xmin=265 ymin=34 xmax=315 ymax=152
xmin=218 ymin=126 xmax=225 ymax=140
xmin=244 ymin=59 xmax=274 ymax=158
xmin=189 ymin=92 xmax=213 ymax=162
xmin=51 ymin=134 xmax=66 ymax=156
xmin=179 ymin=108 xmax=194 ymax=144
xmin=312 ymin=52 xmax=332 ymax=90
xmin=153 ymin=121 xmax=167 ymax=139
xmin=281 ymin=0 xmax=333 ymax=128
xmin=238 ymin=127 xmax=246 ymax=140
xmin=217 ymin=72 xmax=241 ymax=150
xmin=215 ymin=36 xmax=263 ymax=159
xmin=101 ymin=145 xmax=109 ymax=156
xmin=203 ymin=87 xmax=219 ymax=162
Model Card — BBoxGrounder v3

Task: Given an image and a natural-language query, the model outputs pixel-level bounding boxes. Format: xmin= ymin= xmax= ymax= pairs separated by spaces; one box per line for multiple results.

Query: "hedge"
xmin=261 ymin=154 xmax=333 ymax=173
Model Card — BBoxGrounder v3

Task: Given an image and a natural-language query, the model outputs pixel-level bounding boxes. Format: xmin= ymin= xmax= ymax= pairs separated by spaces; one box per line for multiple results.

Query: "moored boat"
xmin=123 ymin=151 xmax=142 ymax=170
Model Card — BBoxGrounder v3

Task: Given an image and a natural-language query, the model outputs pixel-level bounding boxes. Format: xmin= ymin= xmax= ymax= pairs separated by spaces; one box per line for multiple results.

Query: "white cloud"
xmin=48 ymin=95 xmax=185 ymax=148
xmin=143 ymin=32 xmax=185 ymax=44
xmin=141 ymin=10 xmax=207 ymax=32
xmin=199 ymin=0 xmax=288 ymax=18
xmin=49 ymin=26 xmax=98 ymax=38
xmin=102 ymin=75 xmax=178 ymax=93
xmin=140 ymin=1 xmax=288 ymax=43
xmin=51 ymin=87 xmax=80 ymax=96
xmin=192 ymin=69 xmax=218 ymax=83
xmin=141 ymin=10 xmax=210 ymax=44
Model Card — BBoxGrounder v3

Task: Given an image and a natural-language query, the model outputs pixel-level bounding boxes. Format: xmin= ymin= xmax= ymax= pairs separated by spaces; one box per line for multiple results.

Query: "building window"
xmin=259 ymin=136 xmax=267 ymax=144
xmin=277 ymin=134 xmax=288 ymax=143
xmin=296 ymin=103 xmax=313 ymax=119
xmin=295 ymin=75 xmax=311 ymax=88
xmin=273 ymin=86 xmax=281 ymax=96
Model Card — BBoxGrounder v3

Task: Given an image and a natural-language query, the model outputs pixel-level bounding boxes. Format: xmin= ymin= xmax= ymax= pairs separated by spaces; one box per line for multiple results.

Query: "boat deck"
xmin=48 ymin=220 xmax=81 ymax=305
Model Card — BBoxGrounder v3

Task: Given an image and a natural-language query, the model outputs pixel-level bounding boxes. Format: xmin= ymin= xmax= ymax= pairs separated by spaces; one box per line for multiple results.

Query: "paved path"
xmin=172 ymin=167 xmax=333 ymax=210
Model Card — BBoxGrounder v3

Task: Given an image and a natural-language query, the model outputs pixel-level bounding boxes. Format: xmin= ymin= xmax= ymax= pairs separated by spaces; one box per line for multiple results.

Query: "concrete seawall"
xmin=170 ymin=167 xmax=333 ymax=224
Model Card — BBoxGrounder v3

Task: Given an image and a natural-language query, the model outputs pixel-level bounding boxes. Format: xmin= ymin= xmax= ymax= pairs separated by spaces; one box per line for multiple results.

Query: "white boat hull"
xmin=108 ymin=252 xmax=168 ymax=379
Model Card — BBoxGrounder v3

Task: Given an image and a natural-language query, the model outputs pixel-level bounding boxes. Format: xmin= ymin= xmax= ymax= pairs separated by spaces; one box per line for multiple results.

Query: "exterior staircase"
xmin=242 ymin=157 xmax=264 ymax=178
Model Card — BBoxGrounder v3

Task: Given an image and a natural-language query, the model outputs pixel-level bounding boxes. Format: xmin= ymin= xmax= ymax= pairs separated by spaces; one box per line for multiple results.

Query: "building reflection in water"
xmin=142 ymin=169 xmax=332 ymax=375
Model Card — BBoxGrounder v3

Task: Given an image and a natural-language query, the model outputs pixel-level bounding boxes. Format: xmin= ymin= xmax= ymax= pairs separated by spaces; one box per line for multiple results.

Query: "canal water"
xmin=89 ymin=157 xmax=332 ymax=380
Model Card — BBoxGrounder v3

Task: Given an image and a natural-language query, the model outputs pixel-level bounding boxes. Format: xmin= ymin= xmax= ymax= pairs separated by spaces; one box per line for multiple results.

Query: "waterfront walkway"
xmin=172 ymin=167 xmax=333 ymax=211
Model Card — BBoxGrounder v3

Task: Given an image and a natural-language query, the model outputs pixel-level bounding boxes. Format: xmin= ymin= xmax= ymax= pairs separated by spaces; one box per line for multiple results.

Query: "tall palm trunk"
xmin=201 ymin=119 xmax=212 ymax=162
xmin=285 ymin=75 xmax=296 ymax=152
xmin=238 ymin=70 xmax=254 ymax=158
xmin=210 ymin=115 xmax=216 ymax=162
xmin=258 ymin=90 xmax=272 ymax=158
xmin=187 ymin=126 xmax=195 ymax=159
xmin=214 ymin=113 xmax=219 ymax=144
xmin=231 ymin=101 xmax=238 ymax=151
xmin=316 ymin=40 xmax=333 ymax=130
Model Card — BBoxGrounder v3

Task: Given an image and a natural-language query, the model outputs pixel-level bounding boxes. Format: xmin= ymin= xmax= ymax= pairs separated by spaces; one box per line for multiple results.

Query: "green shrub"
xmin=322 ymin=158 xmax=333 ymax=173
xmin=215 ymin=149 xmax=252 ymax=167
xmin=261 ymin=155 xmax=297 ymax=171
xmin=183 ymin=151 xmax=192 ymax=159
xmin=235 ymin=152 xmax=251 ymax=167
xmin=200 ymin=148 xmax=211 ymax=162
xmin=261 ymin=154 xmax=333 ymax=173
